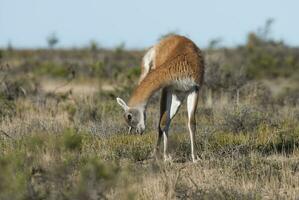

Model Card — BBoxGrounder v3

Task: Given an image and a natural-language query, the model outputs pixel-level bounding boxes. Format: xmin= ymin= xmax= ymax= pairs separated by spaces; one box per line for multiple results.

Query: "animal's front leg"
xmin=163 ymin=130 xmax=171 ymax=161
xmin=153 ymin=88 xmax=168 ymax=159
xmin=162 ymin=91 xmax=182 ymax=161
xmin=152 ymin=128 xmax=163 ymax=159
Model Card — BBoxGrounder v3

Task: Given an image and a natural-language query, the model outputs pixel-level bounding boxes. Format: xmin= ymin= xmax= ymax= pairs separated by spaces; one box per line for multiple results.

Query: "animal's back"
xmin=141 ymin=35 xmax=204 ymax=87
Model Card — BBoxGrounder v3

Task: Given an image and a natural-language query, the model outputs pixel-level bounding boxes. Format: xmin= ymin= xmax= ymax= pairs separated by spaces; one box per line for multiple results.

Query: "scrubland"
xmin=0 ymin=31 xmax=299 ymax=199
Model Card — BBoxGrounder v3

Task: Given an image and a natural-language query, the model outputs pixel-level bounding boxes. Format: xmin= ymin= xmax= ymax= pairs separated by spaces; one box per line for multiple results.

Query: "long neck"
xmin=128 ymin=67 xmax=171 ymax=108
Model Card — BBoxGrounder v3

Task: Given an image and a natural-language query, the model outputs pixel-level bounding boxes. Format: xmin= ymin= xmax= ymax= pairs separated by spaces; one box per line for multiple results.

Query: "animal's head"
xmin=116 ymin=97 xmax=146 ymax=134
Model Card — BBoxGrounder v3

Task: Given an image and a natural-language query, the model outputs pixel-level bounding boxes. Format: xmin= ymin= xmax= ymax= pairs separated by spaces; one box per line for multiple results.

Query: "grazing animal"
xmin=116 ymin=35 xmax=204 ymax=162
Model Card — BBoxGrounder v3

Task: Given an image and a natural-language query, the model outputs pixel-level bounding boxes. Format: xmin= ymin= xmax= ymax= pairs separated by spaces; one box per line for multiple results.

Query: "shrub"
xmin=0 ymin=78 xmax=38 ymax=100
xmin=33 ymin=61 xmax=68 ymax=77
xmin=0 ymin=131 xmax=122 ymax=200
xmin=0 ymin=153 xmax=29 ymax=200
xmin=219 ymin=105 xmax=266 ymax=133
xmin=90 ymin=61 xmax=104 ymax=77
xmin=72 ymin=100 xmax=102 ymax=123
xmin=74 ymin=158 xmax=119 ymax=199
xmin=0 ymin=98 xmax=16 ymax=121
xmin=240 ymin=82 xmax=273 ymax=106
xmin=47 ymin=33 xmax=59 ymax=49
xmin=63 ymin=129 xmax=83 ymax=151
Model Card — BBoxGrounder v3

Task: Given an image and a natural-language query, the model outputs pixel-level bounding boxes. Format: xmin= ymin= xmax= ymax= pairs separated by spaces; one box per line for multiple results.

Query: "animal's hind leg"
xmin=187 ymin=88 xmax=199 ymax=162
xmin=139 ymin=47 xmax=155 ymax=83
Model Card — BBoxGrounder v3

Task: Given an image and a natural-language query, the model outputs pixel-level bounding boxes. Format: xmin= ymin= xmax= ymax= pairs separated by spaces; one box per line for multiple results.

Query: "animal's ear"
xmin=116 ymin=97 xmax=129 ymax=111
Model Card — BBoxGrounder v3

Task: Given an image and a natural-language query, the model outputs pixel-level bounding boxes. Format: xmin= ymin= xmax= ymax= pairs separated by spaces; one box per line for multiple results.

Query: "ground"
xmin=0 ymin=37 xmax=299 ymax=199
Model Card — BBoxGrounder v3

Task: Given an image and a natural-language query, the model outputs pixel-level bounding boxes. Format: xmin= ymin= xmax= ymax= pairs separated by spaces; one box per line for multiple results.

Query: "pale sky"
xmin=0 ymin=0 xmax=298 ymax=49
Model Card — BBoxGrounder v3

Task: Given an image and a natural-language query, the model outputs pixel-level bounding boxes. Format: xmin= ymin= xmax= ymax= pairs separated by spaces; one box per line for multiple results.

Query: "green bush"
xmin=33 ymin=61 xmax=68 ymax=77
xmin=63 ymin=129 xmax=83 ymax=151
xmin=90 ymin=61 xmax=104 ymax=77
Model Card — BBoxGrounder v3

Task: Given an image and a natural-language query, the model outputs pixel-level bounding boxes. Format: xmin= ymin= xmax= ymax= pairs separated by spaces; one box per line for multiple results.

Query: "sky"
xmin=0 ymin=0 xmax=298 ymax=49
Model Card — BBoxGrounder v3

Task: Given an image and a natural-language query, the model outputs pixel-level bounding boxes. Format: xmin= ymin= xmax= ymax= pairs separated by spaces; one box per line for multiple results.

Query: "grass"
xmin=1 ymin=36 xmax=299 ymax=199
xmin=0 ymin=128 xmax=298 ymax=199
xmin=0 ymin=96 xmax=298 ymax=199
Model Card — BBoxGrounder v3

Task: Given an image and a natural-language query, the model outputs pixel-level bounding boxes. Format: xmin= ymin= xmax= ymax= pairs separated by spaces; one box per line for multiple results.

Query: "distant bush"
xmin=244 ymin=29 xmax=299 ymax=80
xmin=114 ymin=42 xmax=125 ymax=56
xmin=205 ymin=61 xmax=248 ymax=92
xmin=89 ymin=40 xmax=99 ymax=52
xmin=126 ymin=66 xmax=141 ymax=80
xmin=90 ymin=61 xmax=104 ymax=77
xmin=33 ymin=61 xmax=69 ymax=77
xmin=240 ymin=82 xmax=273 ymax=106
xmin=219 ymin=105 xmax=266 ymax=133
xmin=47 ymin=33 xmax=59 ymax=49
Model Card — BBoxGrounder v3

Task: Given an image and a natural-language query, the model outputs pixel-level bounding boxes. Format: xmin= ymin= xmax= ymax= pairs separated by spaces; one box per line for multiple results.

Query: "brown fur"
xmin=128 ymin=35 xmax=204 ymax=107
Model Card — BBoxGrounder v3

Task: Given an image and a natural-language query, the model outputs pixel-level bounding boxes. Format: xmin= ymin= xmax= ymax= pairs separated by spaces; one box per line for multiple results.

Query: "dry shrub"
xmin=0 ymin=78 xmax=39 ymax=100
xmin=277 ymin=87 xmax=299 ymax=106
xmin=240 ymin=82 xmax=273 ymax=106
xmin=219 ymin=105 xmax=266 ymax=134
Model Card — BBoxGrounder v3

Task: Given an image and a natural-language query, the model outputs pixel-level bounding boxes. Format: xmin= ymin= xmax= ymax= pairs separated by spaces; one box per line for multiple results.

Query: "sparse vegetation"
xmin=0 ymin=27 xmax=298 ymax=199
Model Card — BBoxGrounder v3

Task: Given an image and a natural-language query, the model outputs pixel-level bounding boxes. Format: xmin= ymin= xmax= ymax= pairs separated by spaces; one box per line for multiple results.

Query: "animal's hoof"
xmin=164 ymin=154 xmax=172 ymax=162
xmin=192 ymin=155 xmax=201 ymax=163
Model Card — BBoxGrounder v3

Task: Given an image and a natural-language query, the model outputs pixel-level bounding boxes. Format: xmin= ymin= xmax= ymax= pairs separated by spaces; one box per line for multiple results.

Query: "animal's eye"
xmin=127 ymin=113 xmax=132 ymax=121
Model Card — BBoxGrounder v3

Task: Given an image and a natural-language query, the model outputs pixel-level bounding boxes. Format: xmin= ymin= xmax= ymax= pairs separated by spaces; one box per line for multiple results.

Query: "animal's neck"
xmin=128 ymin=67 xmax=171 ymax=108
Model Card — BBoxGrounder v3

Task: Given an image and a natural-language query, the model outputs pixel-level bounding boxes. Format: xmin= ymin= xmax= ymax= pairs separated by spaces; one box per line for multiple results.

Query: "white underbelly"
xmin=172 ymin=78 xmax=197 ymax=92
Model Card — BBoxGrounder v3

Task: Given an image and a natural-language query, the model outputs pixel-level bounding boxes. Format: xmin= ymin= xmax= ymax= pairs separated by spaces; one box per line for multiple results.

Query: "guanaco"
xmin=117 ymin=35 xmax=204 ymax=162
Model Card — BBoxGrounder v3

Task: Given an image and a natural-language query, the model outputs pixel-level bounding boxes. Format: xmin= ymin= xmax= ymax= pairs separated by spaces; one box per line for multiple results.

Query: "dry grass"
xmin=1 ymin=43 xmax=299 ymax=199
xmin=0 ymin=91 xmax=298 ymax=199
